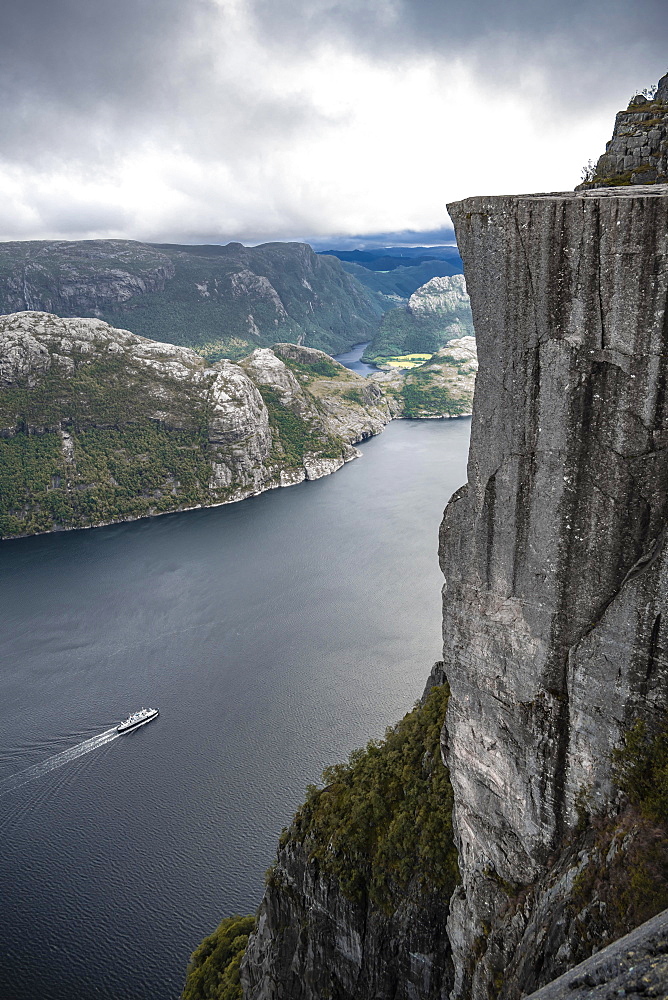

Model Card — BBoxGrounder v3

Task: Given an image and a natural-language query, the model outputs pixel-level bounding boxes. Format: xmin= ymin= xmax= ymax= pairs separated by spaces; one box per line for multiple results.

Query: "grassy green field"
xmin=380 ymin=353 xmax=433 ymax=369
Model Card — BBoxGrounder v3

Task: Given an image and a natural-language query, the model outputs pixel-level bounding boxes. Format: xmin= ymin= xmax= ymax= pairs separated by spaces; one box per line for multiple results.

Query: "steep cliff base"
xmin=238 ymin=680 xmax=457 ymax=1000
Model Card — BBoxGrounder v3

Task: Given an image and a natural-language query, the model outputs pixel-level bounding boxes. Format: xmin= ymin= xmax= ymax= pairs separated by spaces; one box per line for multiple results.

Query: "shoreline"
xmin=0 ymin=414 xmax=471 ymax=543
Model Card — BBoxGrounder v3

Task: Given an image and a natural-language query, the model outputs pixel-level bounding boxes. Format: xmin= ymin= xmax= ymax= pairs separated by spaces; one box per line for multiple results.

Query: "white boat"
xmin=117 ymin=707 xmax=159 ymax=734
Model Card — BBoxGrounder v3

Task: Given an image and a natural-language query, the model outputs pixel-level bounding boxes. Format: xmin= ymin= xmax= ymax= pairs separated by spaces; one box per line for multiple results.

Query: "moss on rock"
xmin=183 ymin=915 xmax=256 ymax=1000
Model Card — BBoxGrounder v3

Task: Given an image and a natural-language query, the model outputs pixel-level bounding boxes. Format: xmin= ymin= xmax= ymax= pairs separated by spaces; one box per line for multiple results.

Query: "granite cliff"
xmin=0 ymin=312 xmax=391 ymax=538
xmin=182 ymin=82 xmax=668 ymax=999
xmin=443 ymin=185 xmax=668 ymax=998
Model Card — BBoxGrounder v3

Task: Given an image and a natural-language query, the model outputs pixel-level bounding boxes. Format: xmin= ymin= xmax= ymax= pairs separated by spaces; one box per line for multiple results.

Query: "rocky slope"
xmin=0 ymin=312 xmax=392 ymax=538
xmin=236 ymin=676 xmax=458 ymax=1000
xmin=0 ymin=240 xmax=382 ymax=360
xmin=369 ymin=336 xmax=477 ymax=418
xmin=580 ymin=72 xmax=668 ymax=188
xmin=408 ymin=275 xmax=471 ymax=325
xmin=526 ymin=909 xmax=668 ymax=1000
xmin=443 ymin=184 xmax=668 ymax=998
xmin=363 ymin=275 xmax=474 ymax=364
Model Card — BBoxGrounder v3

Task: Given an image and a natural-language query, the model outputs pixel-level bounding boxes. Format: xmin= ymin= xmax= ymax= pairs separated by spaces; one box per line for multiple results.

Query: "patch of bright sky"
xmin=0 ymin=22 xmax=630 ymax=244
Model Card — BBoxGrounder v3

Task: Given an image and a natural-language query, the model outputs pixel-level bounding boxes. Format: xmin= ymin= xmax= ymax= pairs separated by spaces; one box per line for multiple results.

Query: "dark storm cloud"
xmin=0 ymin=0 xmax=322 ymax=168
xmin=2 ymin=0 xmax=665 ymax=168
xmin=0 ymin=0 xmax=186 ymax=153
xmin=4 ymin=0 xmax=665 ymax=164
xmin=248 ymin=0 xmax=668 ymax=103
xmin=0 ymin=0 xmax=665 ymax=240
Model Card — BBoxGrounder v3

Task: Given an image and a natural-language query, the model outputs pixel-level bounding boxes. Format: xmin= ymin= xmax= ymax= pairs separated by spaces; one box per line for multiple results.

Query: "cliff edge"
xmin=444 ymin=185 xmax=668 ymax=998
xmin=185 ymin=184 xmax=668 ymax=1000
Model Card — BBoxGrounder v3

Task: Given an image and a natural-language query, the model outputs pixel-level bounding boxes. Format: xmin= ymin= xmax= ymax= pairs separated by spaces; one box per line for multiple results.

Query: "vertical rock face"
xmin=443 ymin=187 xmax=668 ymax=998
xmin=242 ymin=839 xmax=453 ymax=1000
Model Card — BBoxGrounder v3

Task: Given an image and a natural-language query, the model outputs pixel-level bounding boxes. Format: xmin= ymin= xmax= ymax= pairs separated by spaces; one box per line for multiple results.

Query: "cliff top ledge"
xmin=449 ymin=184 xmax=668 ymax=208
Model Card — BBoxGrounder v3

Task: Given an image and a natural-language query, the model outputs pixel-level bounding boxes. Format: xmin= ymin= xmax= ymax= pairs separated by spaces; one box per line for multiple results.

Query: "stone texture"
xmin=525 ymin=907 xmax=668 ymax=1000
xmin=443 ymin=186 xmax=668 ymax=999
xmin=580 ymin=76 xmax=668 ymax=187
xmin=407 ymin=275 xmax=472 ymax=334
xmin=241 ymin=840 xmax=452 ymax=1000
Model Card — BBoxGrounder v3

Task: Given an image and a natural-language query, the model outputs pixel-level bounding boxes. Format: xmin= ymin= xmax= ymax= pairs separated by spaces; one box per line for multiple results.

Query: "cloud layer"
xmin=1 ymin=0 xmax=665 ymax=243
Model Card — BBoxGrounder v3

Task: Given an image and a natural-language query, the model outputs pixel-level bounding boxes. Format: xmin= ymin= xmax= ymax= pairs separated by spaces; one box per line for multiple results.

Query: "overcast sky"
xmin=1 ymin=0 xmax=665 ymax=246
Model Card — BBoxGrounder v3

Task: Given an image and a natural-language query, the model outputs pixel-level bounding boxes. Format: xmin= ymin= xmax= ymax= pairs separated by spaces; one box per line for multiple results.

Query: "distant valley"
xmin=0 ymin=238 xmax=476 ymax=539
xmin=0 ymin=239 xmax=382 ymax=362
xmin=0 ymin=238 xmax=469 ymax=367
xmin=363 ymin=274 xmax=474 ymax=364
xmin=320 ymin=244 xmax=464 ymax=306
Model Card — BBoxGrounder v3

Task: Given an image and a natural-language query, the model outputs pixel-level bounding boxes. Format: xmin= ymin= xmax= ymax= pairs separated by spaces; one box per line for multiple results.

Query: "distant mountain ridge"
xmin=319 ymin=244 xmax=464 ymax=303
xmin=0 ymin=239 xmax=382 ymax=361
xmin=318 ymin=245 xmax=463 ymax=271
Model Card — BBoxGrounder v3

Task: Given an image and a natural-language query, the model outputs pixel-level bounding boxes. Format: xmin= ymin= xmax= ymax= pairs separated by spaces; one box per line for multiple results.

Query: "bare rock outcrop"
xmin=580 ymin=73 xmax=668 ymax=187
xmin=526 ymin=908 xmax=668 ymax=1000
xmin=407 ymin=275 xmax=471 ymax=330
xmin=443 ymin=185 xmax=668 ymax=998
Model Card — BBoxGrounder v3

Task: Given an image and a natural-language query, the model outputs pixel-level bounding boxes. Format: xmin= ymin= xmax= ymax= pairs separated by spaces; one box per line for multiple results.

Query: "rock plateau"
xmin=443 ymin=184 xmax=668 ymax=998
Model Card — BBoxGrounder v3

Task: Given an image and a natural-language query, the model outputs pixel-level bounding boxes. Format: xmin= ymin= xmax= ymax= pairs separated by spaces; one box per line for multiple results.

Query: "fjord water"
xmin=0 ymin=418 xmax=470 ymax=1000
xmin=327 ymin=340 xmax=379 ymax=375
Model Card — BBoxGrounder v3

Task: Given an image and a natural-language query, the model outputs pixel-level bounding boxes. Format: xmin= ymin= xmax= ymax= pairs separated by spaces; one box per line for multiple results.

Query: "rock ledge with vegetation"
xmin=370 ymin=336 xmax=477 ymax=418
xmin=0 ymin=312 xmax=393 ymax=538
xmin=579 ymin=72 xmax=668 ymax=188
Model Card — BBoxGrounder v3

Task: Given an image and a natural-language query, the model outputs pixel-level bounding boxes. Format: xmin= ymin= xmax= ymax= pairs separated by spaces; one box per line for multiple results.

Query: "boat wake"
xmin=0 ymin=728 xmax=119 ymax=798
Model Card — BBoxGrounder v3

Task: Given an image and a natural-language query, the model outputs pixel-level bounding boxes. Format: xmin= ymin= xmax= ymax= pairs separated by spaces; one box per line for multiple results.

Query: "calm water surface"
xmin=0 ymin=417 xmax=470 ymax=1000
xmin=330 ymin=341 xmax=379 ymax=376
